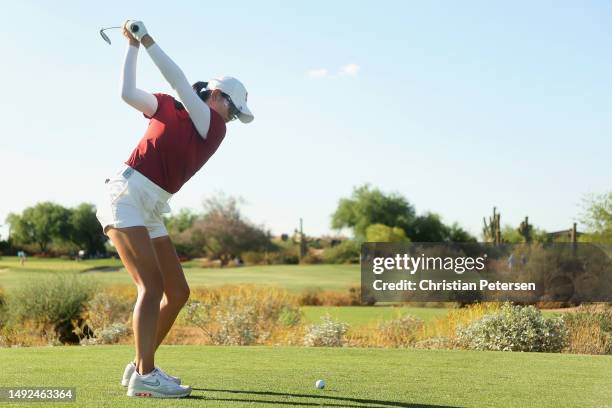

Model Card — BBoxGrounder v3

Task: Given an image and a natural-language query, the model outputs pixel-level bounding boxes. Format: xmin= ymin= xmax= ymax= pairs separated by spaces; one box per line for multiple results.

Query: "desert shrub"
xmin=317 ymin=292 xmax=353 ymax=306
xmin=0 ymin=321 xmax=53 ymax=347
xmin=406 ymin=302 xmax=457 ymax=308
xmin=300 ymin=252 xmax=323 ymax=264
xmin=347 ymin=286 xmax=362 ymax=306
xmin=377 ymin=314 xmax=423 ymax=347
xmin=183 ymin=285 xmax=301 ymax=345
xmin=298 ymin=286 xmax=371 ymax=306
xmin=0 ymin=326 xmax=13 ymax=347
xmin=214 ymin=297 xmax=261 ymax=345
xmin=269 ymin=246 xmax=299 ymax=265
xmin=183 ymin=299 xmax=212 ymax=330
xmin=6 ymin=274 xmax=98 ymax=343
xmin=303 ymin=314 xmax=349 ymax=347
xmin=76 ymin=289 xmax=134 ymax=345
xmin=298 ymin=288 xmax=323 ymax=306
xmin=348 ymin=285 xmax=377 ymax=306
xmin=241 ymin=251 xmax=266 ymax=265
xmin=563 ymin=304 xmax=612 ymax=355
xmin=413 ymin=336 xmax=455 ymax=350
xmin=322 ymin=240 xmax=360 ymax=264
xmin=80 ymin=322 xmax=130 ymax=345
xmin=0 ymin=287 xmax=6 ymax=328
xmin=456 ymin=303 xmax=567 ymax=352
xmin=299 ymin=289 xmax=351 ymax=306
xmin=420 ymin=302 xmax=500 ymax=340
xmin=277 ymin=306 xmax=302 ymax=327
xmin=85 ymin=291 xmax=133 ymax=330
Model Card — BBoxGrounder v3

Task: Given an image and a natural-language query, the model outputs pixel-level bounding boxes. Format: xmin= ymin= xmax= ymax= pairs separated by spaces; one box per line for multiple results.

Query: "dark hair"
xmin=174 ymin=81 xmax=211 ymax=110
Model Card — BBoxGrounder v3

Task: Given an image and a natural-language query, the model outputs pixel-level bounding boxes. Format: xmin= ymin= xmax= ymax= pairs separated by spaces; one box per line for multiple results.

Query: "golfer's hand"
xmin=123 ymin=20 xmax=139 ymax=46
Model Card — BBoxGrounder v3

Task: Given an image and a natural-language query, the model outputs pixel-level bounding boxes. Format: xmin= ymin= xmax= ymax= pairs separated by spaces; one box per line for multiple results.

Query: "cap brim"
xmin=238 ymin=104 xmax=254 ymax=123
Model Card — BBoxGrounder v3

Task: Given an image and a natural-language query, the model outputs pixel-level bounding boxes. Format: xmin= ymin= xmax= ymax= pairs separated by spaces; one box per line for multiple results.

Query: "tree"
xmin=410 ymin=212 xmax=451 ymax=242
xmin=579 ymin=191 xmax=612 ymax=242
xmin=365 ymin=224 xmax=409 ymax=242
xmin=69 ymin=203 xmax=107 ymax=254
xmin=164 ymin=208 xmax=199 ymax=235
xmin=331 ymin=184 xmax=416 ymax=240
xmin=6 ymin=202 xmax=71 ymax=253
xmin=448 ymin=223 xmax=477 ymax=243
xmin=190 ymin=194 xmax=272 ymax=264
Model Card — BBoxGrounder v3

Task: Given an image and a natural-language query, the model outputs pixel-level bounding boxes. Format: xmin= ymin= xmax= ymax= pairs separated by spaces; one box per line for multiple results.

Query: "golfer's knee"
xmin=137 ymin=284 xmax=164 ymax=304
xmin=165 ymin=285 xmax=190 ymax=308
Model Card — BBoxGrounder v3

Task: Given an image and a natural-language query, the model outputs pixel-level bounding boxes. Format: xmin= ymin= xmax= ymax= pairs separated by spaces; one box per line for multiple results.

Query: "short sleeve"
xmin=143 ymin=93 xmax=170 ymax=120
xmin=207 ymin=109 xmax=227 ymax=140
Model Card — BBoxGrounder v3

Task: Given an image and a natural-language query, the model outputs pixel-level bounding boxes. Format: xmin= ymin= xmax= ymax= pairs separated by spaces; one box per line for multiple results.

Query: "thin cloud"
xmin=307 ymin=68 xmax=328 ymax=78
xmin=340 ymin=63 xmax=360 ymax=76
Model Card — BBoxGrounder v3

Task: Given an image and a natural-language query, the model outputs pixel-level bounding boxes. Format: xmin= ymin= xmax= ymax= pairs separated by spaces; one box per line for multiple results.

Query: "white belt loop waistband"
xmin=116 ymin=164 xmax=173 ymax=202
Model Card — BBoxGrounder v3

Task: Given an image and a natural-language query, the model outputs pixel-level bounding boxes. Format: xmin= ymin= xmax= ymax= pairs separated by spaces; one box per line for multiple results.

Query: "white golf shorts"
xmin=96 ymin=164 xmax=173 ymax=239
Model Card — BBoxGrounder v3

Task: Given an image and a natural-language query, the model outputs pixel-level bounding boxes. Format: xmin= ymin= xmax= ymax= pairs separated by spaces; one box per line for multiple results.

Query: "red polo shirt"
xmin=125 ymin=93 xmax=226 ymax=194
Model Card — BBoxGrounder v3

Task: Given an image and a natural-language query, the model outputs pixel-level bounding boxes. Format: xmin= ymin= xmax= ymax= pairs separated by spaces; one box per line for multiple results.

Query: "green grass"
xmin=302 ymin=306 xmax=450 ymax=326
xmin=0 ymin=257 xmax=359 ymax=293
xmin=0 ymin=345 xmax=609 ymax=407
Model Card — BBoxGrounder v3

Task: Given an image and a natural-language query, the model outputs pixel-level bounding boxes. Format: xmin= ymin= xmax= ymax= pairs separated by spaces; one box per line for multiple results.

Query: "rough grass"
xmin=0 ymin=345 xmax=609 ymax=407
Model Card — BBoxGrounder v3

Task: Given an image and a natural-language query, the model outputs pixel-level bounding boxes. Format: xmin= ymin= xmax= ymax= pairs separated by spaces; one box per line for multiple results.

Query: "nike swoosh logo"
xmin=142 ymin=379 xmax=160 ymax=387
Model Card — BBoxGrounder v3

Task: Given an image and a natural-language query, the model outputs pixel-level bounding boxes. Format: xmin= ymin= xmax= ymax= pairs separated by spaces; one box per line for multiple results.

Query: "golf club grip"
xmin=130 ymin=23 xmax=140 ymax=33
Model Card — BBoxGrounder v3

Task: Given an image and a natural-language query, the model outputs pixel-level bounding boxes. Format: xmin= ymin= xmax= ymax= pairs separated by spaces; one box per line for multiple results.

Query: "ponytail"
xmin=174 ymin=81 xmax=212 ymax=110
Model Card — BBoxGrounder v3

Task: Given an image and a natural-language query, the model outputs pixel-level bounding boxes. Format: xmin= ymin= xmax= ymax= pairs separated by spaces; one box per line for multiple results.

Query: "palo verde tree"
xmin=365 ymin=224 xmax=409 ymax=243
xmin=579 ymin=191 xmax=612 ymax=242
xmin=331 ymin=184 xmax=416 ymax=241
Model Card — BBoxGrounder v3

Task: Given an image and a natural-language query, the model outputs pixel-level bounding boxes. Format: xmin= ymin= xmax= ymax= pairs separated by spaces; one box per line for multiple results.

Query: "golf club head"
xmin=99 ymin=29 xmax=111 ymax=45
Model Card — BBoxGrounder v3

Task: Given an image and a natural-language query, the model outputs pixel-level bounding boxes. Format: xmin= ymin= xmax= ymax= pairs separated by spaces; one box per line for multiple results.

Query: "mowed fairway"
xmin=0 ymin=257 xmax=359 ymax=293
xmin=0 ymin=345 xmax=610 ymax=407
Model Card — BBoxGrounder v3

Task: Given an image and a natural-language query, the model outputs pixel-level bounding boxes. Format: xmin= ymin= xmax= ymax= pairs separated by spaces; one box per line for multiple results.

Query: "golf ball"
xmin=315 ymin=380 xmax=325 ymax=389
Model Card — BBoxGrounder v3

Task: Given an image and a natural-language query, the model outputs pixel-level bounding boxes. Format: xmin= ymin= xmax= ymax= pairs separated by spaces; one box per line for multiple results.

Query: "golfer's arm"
xmin=142 ymin=35 xmax=211 ymax=138
xmin=120 ymin=44 xmax=158 ymax=117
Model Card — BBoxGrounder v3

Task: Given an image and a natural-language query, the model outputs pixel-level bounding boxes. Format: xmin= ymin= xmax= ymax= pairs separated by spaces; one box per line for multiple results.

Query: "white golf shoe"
xmin=121 ymin=361 xmax=181 ymax=387
xmin=126 ymin=368 xmax=191 ymax=398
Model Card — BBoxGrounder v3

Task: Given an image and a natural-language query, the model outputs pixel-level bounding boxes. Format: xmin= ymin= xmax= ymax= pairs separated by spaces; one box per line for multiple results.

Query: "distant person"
xmin=17 ymin=250 xmax=26 ymax=266
xmin=95 ymin=20 xmax=253 ymax=399
xmin=77 ymin=249 xmax=86 ymax=261
xmin=507 ymin=253 xmax=515 ymax=272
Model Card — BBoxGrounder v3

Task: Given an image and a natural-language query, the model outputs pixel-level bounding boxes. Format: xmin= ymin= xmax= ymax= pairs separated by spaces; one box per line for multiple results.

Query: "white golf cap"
xmin=207 ymin=76 xmax=254 ymax=123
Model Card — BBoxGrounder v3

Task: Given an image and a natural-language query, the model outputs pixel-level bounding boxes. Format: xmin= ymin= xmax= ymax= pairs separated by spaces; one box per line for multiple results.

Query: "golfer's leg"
xmin=106 ymin=226 xmax=164 ymax=375
xmin=150 ymin=235 xmax=190 ymax=351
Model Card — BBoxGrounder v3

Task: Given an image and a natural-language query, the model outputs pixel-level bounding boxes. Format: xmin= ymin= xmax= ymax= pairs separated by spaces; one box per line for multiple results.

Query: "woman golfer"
xmin=96 ymin=20 xmax=253 ymax=398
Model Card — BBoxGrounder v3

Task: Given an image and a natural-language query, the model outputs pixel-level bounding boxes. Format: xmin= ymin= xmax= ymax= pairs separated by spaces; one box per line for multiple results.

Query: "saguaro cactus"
xmin=483 ymin=207 xmax=502 ymax=244
xmin=518 ymin=216 xmax=533 ymax=243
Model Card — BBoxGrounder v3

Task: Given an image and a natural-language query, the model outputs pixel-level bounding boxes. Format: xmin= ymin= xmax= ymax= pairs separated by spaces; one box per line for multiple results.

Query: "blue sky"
xmin=0 ymin=0 xmax=610 ymax=240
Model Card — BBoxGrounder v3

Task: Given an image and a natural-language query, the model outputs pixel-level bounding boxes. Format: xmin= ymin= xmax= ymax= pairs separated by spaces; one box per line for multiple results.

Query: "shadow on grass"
xmin=190 ymin=388 xmax=462 ymax=408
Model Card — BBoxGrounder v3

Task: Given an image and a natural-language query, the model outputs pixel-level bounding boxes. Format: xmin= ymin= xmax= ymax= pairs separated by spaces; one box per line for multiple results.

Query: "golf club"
xmin=99 ymin=22 xmax=142 ymax=45
xmin=99 ymin=26 xmax=121 ymax=45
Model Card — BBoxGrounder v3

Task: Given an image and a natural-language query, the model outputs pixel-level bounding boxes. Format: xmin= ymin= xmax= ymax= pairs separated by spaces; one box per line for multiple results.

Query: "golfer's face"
xmin=210 ymin=91 xmax=232 ymax=123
